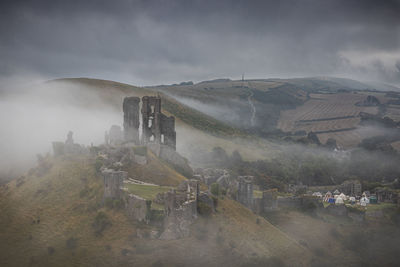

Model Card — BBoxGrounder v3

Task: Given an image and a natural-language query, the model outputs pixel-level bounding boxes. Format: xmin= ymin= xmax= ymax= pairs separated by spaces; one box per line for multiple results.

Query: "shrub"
xmin=210 ymin=183 xmax=220 ymax=196
xmin=95 ymin=157 xmax=104 ymax=173
xmin=221 ymin=188 xmax=227 ymax=195
xmin=92 ymin=212 xmax=112 ymax=236
xmin=197 ymin=202 xmax=213 ymax=217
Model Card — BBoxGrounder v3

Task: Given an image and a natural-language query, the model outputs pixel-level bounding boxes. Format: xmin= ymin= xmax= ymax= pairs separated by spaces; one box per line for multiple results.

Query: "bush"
xmin=210 ymin=183 xmax=220 ymax=196
xmin=113 ymin=199 xmax=124 ymax=210
xmin=92 ymin=212 xmax=112 ymax=236
xmin=95 ymin=157 xmax=104 ymax=173
xmin=221 ymin=188 xmax=227 ymax=195
xmin=197 ymin=202 xmax=213 ymax=217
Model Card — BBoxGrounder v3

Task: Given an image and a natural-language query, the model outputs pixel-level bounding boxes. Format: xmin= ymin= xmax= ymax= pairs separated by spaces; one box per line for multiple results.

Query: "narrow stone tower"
xmin=123 ymin=97 xmax=140 ymax=144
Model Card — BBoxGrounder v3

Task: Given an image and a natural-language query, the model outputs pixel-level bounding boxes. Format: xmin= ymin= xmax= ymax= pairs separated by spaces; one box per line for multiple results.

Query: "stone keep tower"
xmin=141 ymin=96 xmax=176 ymax=149
xmin=123 ymin=97 xmax=140 ymax=144
xmin=237 ymin=176 xmax=254 ymax=209
xmin=102 ymin=169 xmax=127 ymax=199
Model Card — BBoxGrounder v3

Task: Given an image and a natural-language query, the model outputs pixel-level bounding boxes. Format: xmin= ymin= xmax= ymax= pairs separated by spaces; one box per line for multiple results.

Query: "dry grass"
xmin=0 ymin=156 xmax=312 ymax=267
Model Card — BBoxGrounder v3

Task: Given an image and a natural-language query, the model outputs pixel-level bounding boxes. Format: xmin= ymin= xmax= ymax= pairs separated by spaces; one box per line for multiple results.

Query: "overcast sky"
xmin=1 ymin=0 xmax=400 ymax=86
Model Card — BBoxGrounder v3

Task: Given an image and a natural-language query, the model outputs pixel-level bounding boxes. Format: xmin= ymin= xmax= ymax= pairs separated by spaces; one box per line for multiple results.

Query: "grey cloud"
xmin=0 ymin=0 xmax=400 ymax=85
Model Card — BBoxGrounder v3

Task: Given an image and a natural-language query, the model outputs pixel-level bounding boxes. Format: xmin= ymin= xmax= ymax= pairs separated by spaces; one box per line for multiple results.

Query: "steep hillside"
xmin=0 ymin=155 xmax=312 ymax=267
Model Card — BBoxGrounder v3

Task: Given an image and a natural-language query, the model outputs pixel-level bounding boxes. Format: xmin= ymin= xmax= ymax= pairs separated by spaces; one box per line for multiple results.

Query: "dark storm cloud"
xmin=0 ymin=0 xmax=400 ymax=85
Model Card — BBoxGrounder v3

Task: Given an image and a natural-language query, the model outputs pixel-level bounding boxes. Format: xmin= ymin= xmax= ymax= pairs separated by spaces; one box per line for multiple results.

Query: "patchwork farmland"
xmin=277 ymin=92 xmax=388 ymax=148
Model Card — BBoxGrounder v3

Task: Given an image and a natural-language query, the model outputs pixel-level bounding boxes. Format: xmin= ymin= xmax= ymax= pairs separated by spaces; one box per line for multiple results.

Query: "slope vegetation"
xmin=0 ymin=155 xmax=312 ymax=267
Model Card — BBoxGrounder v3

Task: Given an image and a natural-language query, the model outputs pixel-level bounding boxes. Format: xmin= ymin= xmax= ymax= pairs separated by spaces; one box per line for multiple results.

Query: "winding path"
xmin=246 ymin=82 xmax=256 ymax=127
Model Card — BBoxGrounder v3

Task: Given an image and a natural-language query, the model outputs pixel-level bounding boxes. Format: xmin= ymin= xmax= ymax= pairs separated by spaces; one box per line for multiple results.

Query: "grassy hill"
xmin=0 ymin=155 xmax=312 ymax=267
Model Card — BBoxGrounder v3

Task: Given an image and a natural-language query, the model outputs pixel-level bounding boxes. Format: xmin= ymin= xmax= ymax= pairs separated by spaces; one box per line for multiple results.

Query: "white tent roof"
xmin=335 ymin=197 xmax=344 ymax=204
xmin=313 ymin=192 xmax=322 ymax=197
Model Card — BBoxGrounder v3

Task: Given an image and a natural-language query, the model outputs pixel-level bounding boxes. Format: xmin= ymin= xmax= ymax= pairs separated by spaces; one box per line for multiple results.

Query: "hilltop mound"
xmin=0 ymin=155 xmax=311 ymax=267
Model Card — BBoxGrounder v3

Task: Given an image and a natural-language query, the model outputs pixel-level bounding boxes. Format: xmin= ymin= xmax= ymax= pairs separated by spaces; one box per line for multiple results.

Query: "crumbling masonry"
xmin=121 ymin=96 xmax=176 ymax=149
xmin=123 ymin=97 xmax=141 ymax=144
xmin=102 ymin=169 xmax=127 ymax=199
xmin=141 ymin=96 xmax=176 ymax=149
xmin=237 ymin=176 xmax=254 ymax=209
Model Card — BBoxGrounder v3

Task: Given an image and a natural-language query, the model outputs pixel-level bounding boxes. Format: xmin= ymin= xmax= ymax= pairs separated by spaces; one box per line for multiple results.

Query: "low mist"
xmin=0 ymin=77 xmax=121 ymax=182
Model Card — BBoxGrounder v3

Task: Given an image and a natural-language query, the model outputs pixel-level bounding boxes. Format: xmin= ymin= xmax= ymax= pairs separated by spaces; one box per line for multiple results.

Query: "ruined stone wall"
xmin=159 ymin=199 xmax=197 ymax=240
xmin=123 ymin=97 xmax=140 ymax=144
xmin=159 ymin=180 xmax=198 ymax=240
xmin=126 ymin=194 xmax=150 ymax=222
xmin=102 ymin=169 xmax=127 ymax=199
xmin=262 ymin=190 xmax=278 ymax=211
xmin=237 ymin=176 xmax=254 ymax=209
xmin=160 ymin=114 xmax=176 ymax=149
xmin=52 ymin=131 xmax=88 ymax=156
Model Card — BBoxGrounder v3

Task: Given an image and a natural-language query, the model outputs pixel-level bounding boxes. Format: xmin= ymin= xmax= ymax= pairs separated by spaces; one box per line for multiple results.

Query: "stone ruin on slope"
xmin=101 ymin=167 xmax=201 ymax=240
xmin=114 ymin=95 xmax=176 ymax=150
xmin=52 ymin=131 xmax=88 ymax=156
xmin=237 ymin=176 xmax=254 ymax=209
xmin=102 ymin=169 xmax=127 ymax=199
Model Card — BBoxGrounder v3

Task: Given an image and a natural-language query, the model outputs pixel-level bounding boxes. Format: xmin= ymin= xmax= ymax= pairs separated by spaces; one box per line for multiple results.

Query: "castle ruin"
xmin=237 ymin=176 xmax=254 ymax=209
xmin=102 ymin=169 xmax=127 ymax=199
xmin=121 ymin=95 xmax=176 ymax=149
xmin=123 ymin=97 xmax=140 ymax=144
